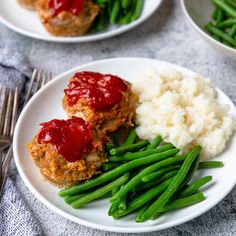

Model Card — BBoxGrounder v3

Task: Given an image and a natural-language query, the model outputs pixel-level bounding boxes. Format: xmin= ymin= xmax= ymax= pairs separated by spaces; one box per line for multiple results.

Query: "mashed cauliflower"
xmin=133 ymin=67 xmax=236 ymax=159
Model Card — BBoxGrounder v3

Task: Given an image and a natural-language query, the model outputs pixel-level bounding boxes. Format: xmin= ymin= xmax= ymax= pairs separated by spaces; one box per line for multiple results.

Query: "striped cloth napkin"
xmin=0 ymin=45 xmax=43 ymax=236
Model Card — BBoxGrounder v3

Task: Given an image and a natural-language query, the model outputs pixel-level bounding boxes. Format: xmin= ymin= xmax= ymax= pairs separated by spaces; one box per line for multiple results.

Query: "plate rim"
xmin=13 ymin=57 xmax=236 ymax=233
xmin=0 ymin=0 xmax=163 ymax=43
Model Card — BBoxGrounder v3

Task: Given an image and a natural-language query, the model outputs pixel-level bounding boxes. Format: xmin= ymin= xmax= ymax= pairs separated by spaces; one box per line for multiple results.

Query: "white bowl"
xmin=181 ymin=0 xmax=236 ymax=59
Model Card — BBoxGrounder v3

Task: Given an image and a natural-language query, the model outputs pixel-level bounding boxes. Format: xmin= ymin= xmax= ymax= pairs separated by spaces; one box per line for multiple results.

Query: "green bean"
xmin=155 ymin=169 xmax=180 ymax=183
xmin=64 ymin=192 xmax=111 ymax=204
xmin=213 ymin=0 xmax=236 ymax=18
xmin=177 ymin=176 xmax=212 ymax=198
xmin=119 ymin=13 xmax=132 ymax=25
xmin=118 ymin=185 xmax=127 ymax=210
xmin=93 ymin=0 xmax=142 ymax=31
xmin=178 ymin=155 xmax=200 ymax=191
xmin=93 ymin=0 xmax=105 ymax=8
xmin=142 ymin=146 xmax=201 ymax=220
xmin=205 ymin=24 xmax=236 ymax=47
xmin=223 ymin=40 xmax=231 ymax=46
xmin=108 ymin=186 xmax=120 ymax=216
xmin=146 ymin=135 xmax=162 ymax=150
xmin=119 ymin=1 xmax=135 ymax=24
xmin=156 ymin=192 xmax=206 ymax=213
xmin=110 ymin=153 xmax=185 ymax=203
xmin=151 ymin=192 xmax=206 ymax=220
xmin=131 ymin=0 xmax=143 ymax=21
xmin=109 ymin=144 xmax=174 ymax=162
xmin=226 ymin=0 xmax=236 ymax=8
xmin=108 ymin=0 xmax=114 ymax=17
xmin=59 ymin=148 xmax=180 ymax=197
xmin=112 ymin=186 xmax=119 ymax=196
xmin=101 ymin=163 xmax=119 ymax=171
xmin=141 ymin=165 xmax=181 ymax=182
xmin=94 ymin=8 xmax=107 ymax=32
xmin=106 ymin=142 xmax=115 ymax=151
xmin=111 ymin=134 xmax=119 ymax=147
xmin=133 ymin=167 xmax=180 ymax=193
xmin=123 ymin=167 xmax=180 ymax=198
xmin=71 ymin=173 xmax=130 ymax=209
xmin=216 ymin=19 xmax=236 ymax=29
xmin=108 ymin=200 xmax=120 ymax=216
xmin=123 ymin=128 xmax=137 ymax=146
xmin=152 ymin=190 xmax=207 ymax=220
xmin=228 ymin=24 xmax=236 ymax=37
xmin=212 ymin=34 xmax=222 ymax=42
xmin=216 ymin=7 xmax=225 ymax=23
xmin=212 ymin=8 xmax=218 ymax=20
xmin=64 ymin=193 xmax=87 ymax=204
xmin=212 ymin=8 xmax=219 ymax=20
xmin=109 ymin=140 xmax=149 ymax=155
xmin=110 ymin=0 xmax=120 ymax=24
xmin=108 ymin=155 xmax=122 ymax=163
xmin=113 ymin=177 xmax=174 ymax=219
xmin=121 ymin=0 xmax=132 ymax=9
xmin=135 ymin=203 xmax=151 ymax=223
xmin=198 ymin=161 xmax=224 ymax=169
xmin=95 ymin=0 xmax=107 ymax=5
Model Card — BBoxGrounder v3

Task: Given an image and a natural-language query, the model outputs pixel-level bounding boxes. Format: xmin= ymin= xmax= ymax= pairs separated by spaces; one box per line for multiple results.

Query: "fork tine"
xmin=40 ymin=70 xmax=46 ymax=87
xmin=48 ymin=71 xmax=52 ymax=78
xmin=23 ymin=69 xmax=52 ymax=107
xmin=32 ymin=70 xmax=43 ymax=95
xmin=10 ymin=87 xmax=19 ymax=136
xmin=45 ymin=71 xmax=53 ymax=84
xmin=0 ymin=86 xmax=7 ymax=135
xmin=23 ymin=69 xmax=38 ymax=107
xmin=3 ymin=86 xmax=13 ymax=136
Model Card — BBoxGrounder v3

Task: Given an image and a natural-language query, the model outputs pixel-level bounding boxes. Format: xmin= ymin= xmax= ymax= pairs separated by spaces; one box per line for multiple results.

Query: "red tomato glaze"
xmin=38 ymin=116 xmax=94 ymax=162
xmin=49 ymin=0 xmax=84 ymax=17
xmin=64 ymin=71 xmax=128 ymax=111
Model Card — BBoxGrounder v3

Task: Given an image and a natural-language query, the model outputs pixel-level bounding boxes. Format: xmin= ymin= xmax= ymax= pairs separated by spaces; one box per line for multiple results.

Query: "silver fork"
xmin=0 ymin=69 xmax=52 ymax=196
xmin=0 ymin=86 xmax=19 ymax=150
xmin=0 ymin=85 xmax=19 ymax=199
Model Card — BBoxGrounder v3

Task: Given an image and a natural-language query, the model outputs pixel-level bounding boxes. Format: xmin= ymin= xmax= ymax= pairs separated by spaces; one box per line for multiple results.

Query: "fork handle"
xmin=0 ymin=146 xmax=13 ymax=197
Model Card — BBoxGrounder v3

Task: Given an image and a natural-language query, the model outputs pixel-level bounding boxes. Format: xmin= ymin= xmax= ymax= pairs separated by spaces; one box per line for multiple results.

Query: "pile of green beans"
xmin=58 ymin=129 xmax=224 ymax=223
xmin=205 ymin=0 xmax=236 ymax=48
xmin=91 ymin=0 xmax=144 ymax=32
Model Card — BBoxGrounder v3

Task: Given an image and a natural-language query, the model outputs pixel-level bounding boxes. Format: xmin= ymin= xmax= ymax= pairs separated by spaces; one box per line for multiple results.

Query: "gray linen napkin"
xmin=0 ymin=46 xmax=43 ymax=236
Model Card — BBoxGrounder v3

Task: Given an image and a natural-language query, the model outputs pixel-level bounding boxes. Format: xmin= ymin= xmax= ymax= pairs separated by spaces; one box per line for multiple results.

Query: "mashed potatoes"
xmin=133 ymin=67 xmax=236 ymax=159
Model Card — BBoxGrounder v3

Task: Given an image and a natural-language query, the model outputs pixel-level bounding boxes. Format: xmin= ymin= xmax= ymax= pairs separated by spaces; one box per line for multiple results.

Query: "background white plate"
xmin=0 ymin=0 xmax=162 ymax=43
xmin=13 ymin=58 xmax=236 ymax=233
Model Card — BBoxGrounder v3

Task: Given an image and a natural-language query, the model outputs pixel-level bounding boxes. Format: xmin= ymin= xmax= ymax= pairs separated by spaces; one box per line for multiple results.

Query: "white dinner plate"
xmin=0 ymin=0 xmax=162 ymax=43
xmin=13 ymin=58 xmax=236 ymax=233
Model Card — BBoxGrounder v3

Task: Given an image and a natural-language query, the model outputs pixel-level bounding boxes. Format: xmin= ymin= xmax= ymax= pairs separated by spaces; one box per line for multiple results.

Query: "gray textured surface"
xmin=1 ymin=0 xmax=236 ymax=235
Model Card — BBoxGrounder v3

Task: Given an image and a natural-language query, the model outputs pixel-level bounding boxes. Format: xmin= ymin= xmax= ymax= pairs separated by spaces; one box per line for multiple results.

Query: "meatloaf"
xmin=27 ymin=116 xmax=106 ymax=188
xmin=62 ymin=71 xmax=137 ymax=139
xmin=36 ymin=0 xmax=100 ymax=36
xmin=17 ymin=0 xmax=38 ymax=10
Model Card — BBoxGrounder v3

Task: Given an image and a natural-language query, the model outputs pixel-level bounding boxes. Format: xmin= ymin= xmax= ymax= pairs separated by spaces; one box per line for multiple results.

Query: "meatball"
xmin=62 ymin=71 xmax=137 ymax=139
xmin=17 ymin=0 xmax=38 ymax=10
xmin=27 ymin=117 xmax=106 ymax=188
xmin=36 ymin=0 xmax=100 ymax=36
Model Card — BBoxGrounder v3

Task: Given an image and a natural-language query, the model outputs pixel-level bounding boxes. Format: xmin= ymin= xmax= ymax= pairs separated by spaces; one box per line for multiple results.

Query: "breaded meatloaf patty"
xmin=27 ymin=117 xmax=106 ymax=188
xmin=36 ymin=0 xmax=99 ymax=36
xmin=62 ymin=71 xmax=137 ymax=139
xmin=17 ymin=0 xmax=38 ymax=10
